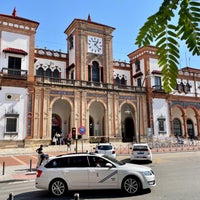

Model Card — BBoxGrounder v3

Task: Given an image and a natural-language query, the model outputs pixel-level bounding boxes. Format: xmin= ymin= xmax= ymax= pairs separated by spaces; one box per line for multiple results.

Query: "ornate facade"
xmin=0 ymin=9 xmax=199 ymax=148
xmin=0 ymin=10 xmax=147 ymax=147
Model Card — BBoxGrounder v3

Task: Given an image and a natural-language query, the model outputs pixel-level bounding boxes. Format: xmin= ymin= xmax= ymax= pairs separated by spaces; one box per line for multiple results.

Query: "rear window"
xmin=97 ymin=145 xmax=112 ymax=150
xmin=133 ymin=145 xmax=149 ymax=151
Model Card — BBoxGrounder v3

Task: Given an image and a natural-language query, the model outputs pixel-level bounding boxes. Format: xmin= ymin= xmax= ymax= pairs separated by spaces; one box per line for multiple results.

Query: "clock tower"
xmin=64 ymin=15 xmax=115 ymax=84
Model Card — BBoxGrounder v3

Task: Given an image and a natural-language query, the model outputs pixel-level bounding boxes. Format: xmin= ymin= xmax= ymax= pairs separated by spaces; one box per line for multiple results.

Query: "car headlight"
xmin=143 ymin=171 xmax=153 ymax=176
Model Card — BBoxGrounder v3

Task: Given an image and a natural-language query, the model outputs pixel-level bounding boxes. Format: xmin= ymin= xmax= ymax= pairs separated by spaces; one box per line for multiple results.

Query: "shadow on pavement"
xmin=15 ymin=189 xmax=151 ymax=199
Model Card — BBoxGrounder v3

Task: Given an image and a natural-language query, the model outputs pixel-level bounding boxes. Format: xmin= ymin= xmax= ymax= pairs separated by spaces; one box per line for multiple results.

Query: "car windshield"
xmin=98 ymin=145 xmax=112 ymax=150
xmin=102 ymin=155 xmax=125 ymax=165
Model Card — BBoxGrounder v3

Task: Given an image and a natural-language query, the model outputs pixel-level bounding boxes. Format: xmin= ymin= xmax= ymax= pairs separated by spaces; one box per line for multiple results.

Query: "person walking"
xmin=36 ymin=145 xmax=43 ymax=168
xmin=66 ymin=135 xmax=72 ymax=151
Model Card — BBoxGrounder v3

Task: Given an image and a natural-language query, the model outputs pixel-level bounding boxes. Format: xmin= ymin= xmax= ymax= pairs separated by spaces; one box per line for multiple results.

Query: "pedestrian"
xmin=36 ymin=144 xmax=43 ymax=168
xmin=66 ymin=134 xmax=72 ymax=151
xmin=52 ymin=134 xmax=57 ymax=145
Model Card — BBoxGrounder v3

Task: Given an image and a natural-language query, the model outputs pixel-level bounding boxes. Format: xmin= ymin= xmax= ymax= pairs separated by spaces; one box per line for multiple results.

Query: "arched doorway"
xmin=122 ymin=104 xmax=136 ymax=142
xmin=52 ymin=114 xmax=62 ymax=139
xmin=89 ymin=102 xmax=105 ymax=137
xmin=124 ymin=117 xmax=135 ymax=142
xmin=51 ymin=99 xmax=71 ymax=141
xmin=187 ymin=119 xmax=194 ymax=139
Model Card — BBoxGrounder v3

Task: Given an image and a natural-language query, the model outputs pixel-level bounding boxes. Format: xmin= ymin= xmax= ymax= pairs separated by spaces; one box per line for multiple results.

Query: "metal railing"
xmin=1 ymin=68 xmax=27 ymax=79
xmin=35 ymin=76 xmax=146 ymax=93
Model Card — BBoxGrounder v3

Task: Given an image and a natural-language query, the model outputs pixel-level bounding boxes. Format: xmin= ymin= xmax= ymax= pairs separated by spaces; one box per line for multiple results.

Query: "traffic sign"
xmin=78 ymin=126 xmax=86 ymax=135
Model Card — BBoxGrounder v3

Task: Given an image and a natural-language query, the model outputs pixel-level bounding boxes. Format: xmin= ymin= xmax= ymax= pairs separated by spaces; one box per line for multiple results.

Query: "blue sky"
xmin=0 ymin=0 xmax=199 ymax=68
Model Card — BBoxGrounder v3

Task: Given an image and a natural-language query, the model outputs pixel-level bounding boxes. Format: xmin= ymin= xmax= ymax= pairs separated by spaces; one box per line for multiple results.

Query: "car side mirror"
xmin=105 ymin=163 xmax=113 ymax=168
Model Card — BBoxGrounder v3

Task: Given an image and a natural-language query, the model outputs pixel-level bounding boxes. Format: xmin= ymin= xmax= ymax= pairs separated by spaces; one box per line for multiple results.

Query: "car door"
xmin=60 ymin=156 xmax=89 ymax=190
xmin=88 ymin=156 xmax=118 ymax=189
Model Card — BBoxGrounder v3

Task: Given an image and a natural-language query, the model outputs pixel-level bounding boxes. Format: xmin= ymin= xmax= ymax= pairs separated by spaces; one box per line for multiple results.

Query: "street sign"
xmin=78 ymin=126 xmax=86 ymax=135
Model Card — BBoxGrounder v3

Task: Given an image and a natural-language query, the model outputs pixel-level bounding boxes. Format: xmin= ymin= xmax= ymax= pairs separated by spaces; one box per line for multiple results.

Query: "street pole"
xmin=138 ymin=95 xmax=141 ymax=143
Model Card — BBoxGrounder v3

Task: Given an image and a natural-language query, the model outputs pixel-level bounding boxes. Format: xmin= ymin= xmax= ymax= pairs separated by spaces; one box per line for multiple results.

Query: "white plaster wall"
xmin=149 ymin=58 xmax=159 ymax=71
xmin=34 ymin=58 xmax=66 ymax=79
xmin=0 ymin=87 xmax=27 ymax=140
xmin=152 ymin=98 xmax=170 ymax=140
xmin=113 ymin=69 xmax=130 ymax=85
xmin=0 ymin=31 xmax=30 ymax=71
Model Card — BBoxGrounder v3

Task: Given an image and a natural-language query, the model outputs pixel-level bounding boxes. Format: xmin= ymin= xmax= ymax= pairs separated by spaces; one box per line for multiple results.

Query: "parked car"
xmin=94 ymin=143 xmax=116 ymax=158
xmin=130 ymin=143 xmax=152 ymax=162
xmin=35 ymin=153 xmax=156 ymax=197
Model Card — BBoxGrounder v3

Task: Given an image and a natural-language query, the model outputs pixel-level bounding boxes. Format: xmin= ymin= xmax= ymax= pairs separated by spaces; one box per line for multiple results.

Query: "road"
xmin=1 ymin=151 xmax=200 ymax=200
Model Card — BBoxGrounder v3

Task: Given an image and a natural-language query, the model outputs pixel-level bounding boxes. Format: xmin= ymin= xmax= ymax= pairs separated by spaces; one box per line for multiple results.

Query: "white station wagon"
xmin=35 ymin=153 xmax=156 ymax=197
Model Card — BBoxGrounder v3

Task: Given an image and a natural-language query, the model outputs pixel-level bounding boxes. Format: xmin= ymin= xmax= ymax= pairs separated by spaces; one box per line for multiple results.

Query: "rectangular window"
xmin=69 ymin=34 xmax=73 ymax=50
xmin=8 ymin=56 xmax=21 ymax=76
xmin=135 ymin=60 xmax=140 ymax=72
xmin=6 ymin=118 xmax=17 ymax=133
xmin=154 ymin=76 xmax=162 ymax=89
xmin=5 ymin=113 xmax=19 ymax=135
xmin=158 ymin=117 xmax=166 ymax=134
xmin=158 ymin=120 xmax=164 ymax=132
xmin=137 ymin=78 xmax=142 ymax=87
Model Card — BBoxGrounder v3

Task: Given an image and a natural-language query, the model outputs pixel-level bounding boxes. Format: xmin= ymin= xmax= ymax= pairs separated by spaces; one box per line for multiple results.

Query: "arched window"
xmin=37 ymin=67 xmax=44 ymax=76
xmin=114 ymin=76 xmax=120 ymax=85
xmin=179 ymin=82 xmax=184 ymax=92
xmin=46 ymin=68 xmax=52 ymax=77
xmin=92 ymin=61 xmax=99 ymax=82
xmin=185 ymin=83 xmax=191 ymax=93
xmin=121 ymin=77 xmax=126 ymax=85
xmin=173 ymin=118 xmax=182 ymax=137
xmin=53 ymin=69 xmax=59 ymax=78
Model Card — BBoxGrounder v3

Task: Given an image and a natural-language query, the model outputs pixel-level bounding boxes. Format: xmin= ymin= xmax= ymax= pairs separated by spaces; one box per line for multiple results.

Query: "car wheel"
xmin=122 ymin=176 xmax=141 ymax=195
xmin=49 ymin=178 xmax=67 ymax=196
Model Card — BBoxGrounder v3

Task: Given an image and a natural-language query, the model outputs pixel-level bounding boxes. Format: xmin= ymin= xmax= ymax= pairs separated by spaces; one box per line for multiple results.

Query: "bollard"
xmin=29 ymin=159 xmax=32 ymax=172
xmin=74 ymin=193 xmax=79 ymax=200
xmin=2 ymin=161 xmax=5 ymax=175
xmin=8 ymin=193 xmax=14 ymax=200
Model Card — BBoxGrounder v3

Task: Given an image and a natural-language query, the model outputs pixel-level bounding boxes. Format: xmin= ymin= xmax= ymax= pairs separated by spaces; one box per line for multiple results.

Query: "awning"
xmin=132 ymin=71 xmax=143 ymax=78
xmin=3 ymin=47 xmax=28 ymax=55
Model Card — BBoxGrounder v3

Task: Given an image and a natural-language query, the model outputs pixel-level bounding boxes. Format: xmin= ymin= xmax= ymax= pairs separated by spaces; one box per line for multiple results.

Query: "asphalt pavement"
xmin=0 ymin=142 xmax=200 ymax=183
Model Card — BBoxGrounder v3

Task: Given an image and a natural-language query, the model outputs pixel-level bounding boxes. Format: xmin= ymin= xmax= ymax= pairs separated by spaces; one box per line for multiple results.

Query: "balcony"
xmin=35 ymin=76 xmax=146 ymax=93
xmin=152 ymin=85 xmax=165 ymax=92
xmin=1 ymin=68 xmax=28 ymax=79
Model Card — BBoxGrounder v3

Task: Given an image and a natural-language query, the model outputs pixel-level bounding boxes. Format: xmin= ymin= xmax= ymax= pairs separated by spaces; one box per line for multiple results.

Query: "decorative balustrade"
xmin=35 ymin=76 xmax=146 ymax=92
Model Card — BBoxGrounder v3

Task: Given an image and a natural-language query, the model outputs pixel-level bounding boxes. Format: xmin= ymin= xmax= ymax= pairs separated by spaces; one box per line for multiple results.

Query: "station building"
xmin=0 ymin=9 xmax=199 ymax=148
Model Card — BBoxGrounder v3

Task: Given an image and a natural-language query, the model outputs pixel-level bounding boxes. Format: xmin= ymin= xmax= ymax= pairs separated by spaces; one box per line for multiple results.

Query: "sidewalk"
xmin=1 ymin=142 xmax=200 ymax=183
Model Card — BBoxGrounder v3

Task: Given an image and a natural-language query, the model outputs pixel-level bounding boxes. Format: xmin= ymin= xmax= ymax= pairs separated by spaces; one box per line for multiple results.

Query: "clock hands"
xmin=88 ymin=36 xmax=102 ymax=54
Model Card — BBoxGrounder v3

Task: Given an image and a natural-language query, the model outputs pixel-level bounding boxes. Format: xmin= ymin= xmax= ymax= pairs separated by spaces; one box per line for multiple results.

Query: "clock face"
xmin=88 ymin=36 xmax=103 ymax=54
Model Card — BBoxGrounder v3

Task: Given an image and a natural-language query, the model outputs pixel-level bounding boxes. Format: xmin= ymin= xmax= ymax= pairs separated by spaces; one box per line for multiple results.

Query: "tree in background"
xmin=136 ymin=0 xmax=200 ymax=93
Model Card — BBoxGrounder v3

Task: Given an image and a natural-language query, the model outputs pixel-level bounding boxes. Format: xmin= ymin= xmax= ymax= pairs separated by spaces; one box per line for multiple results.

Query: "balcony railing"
xmin=1 ymin=68 xmax=28 ymax=79
xmin=35 ymin=76 xmax=146 ymax=93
